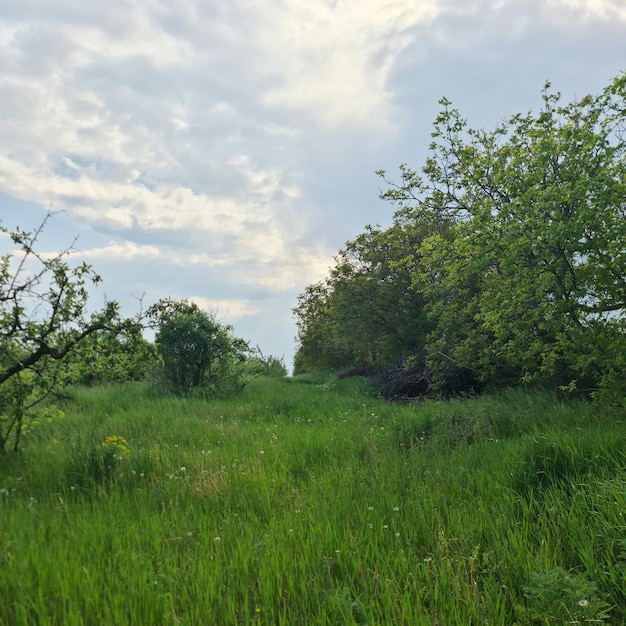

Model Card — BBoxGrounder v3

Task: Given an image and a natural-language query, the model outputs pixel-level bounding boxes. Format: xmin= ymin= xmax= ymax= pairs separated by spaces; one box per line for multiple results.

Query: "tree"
xmin=378 ymin=73 xmax=626 ymax=398
xmin=293 ymin=216 xmax=439 ymax=380
xmin=148 ymin=298 xmax=250 ymax=396
xmin=0 ymin=212 xmax=128 ymax=452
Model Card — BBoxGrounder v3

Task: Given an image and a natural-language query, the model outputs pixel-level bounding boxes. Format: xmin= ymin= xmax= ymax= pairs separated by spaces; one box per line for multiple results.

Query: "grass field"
xmin=1 ymin=375 xmax=625 ymax=625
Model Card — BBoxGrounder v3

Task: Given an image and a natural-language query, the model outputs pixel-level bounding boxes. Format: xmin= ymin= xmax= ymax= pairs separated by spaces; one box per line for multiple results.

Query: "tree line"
xmin=294 ymin=73 xmax=625 ymax=403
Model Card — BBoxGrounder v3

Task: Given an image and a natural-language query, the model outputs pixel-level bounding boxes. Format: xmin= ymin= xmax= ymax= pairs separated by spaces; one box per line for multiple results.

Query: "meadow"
xmin=1 ymin=375 xmax=625 ymax=625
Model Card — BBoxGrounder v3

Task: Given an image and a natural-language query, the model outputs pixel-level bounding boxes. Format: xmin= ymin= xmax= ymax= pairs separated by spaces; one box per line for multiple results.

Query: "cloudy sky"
xmin=1 ymin=0 xmax=625 ymax=369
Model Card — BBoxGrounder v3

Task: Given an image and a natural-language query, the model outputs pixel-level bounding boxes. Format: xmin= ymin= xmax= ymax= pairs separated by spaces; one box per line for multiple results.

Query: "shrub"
xmin=147 ymin=299 xmax=249 ymax=397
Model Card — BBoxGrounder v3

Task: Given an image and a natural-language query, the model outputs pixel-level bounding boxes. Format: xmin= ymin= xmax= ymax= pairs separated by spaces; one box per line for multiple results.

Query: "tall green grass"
xmin=1 ymin=378 xmax=624 ymax=624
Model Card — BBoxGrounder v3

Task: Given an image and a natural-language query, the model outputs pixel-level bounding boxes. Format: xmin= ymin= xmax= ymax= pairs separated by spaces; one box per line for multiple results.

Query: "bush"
xmin=147 ymin=299 xmax=249 ymax=397
xmin=245 ymin=350 xmax=288 ymax=378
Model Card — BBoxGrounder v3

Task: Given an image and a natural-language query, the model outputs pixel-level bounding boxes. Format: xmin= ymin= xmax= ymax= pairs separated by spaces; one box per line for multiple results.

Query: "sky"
xmin=1 ymin=0 xmax=625 ymax=371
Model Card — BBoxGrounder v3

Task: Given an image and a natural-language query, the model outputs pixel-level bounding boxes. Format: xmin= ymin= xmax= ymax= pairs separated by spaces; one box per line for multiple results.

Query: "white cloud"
xmin=257 ymin=0 xmax=439 ymax=129
xmin=556 ymin=0 xmax=626 ymax=20
xmin=76 ymin=241 xmax=162 ymax=262
xmin=187 ymin=296 xmax=260 ymax=320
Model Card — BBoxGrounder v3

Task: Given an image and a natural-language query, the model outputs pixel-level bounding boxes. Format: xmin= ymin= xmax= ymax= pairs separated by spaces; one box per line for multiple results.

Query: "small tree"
xmin=148 ymin=298 xmax=249 ymax=396
xmin=0 ymin=212 xmax=127 ymax=452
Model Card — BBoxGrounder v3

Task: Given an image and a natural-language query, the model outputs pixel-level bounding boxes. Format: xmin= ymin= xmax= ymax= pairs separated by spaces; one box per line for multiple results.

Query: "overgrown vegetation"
xmin=294 ymin=73 xmax=626 ymax=402
xmin=1 ymin=378 xmax=624 ymax=624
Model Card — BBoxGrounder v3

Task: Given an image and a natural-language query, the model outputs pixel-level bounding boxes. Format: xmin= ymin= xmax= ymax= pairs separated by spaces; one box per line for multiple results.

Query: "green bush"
xmin=148 ymin=298 xmax=249 ymax=397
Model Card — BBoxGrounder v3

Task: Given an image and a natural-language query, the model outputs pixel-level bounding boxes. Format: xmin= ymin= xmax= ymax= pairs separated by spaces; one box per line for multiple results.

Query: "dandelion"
xmin=368 ymin=506 xmax=374 ymax=511
xmin=393 ymin=506 xmax=400 ymax=512
xmin=214 ymin=536 xmax=222 ymax=542
xmin=578 ymin=599 xmax=589 ymax=607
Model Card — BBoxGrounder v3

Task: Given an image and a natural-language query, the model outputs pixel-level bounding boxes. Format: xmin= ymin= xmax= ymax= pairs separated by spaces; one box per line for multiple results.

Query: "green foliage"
xmin=244 ymin=349 xmax=288 ymax=378
xmin=65 ymin=324 xmax=157 ymax=386
xmin=523 ymin=567 xmax=611 ymax=624
xmin=293 ymin=224 xmax=428 ymax=375
xmin=295 ymin=72 xmax=626 ymax=400
xmin=0 ymin=212 xmax=129 ymax=452
xmin=148 ymin=298 xmax=249 ymax=397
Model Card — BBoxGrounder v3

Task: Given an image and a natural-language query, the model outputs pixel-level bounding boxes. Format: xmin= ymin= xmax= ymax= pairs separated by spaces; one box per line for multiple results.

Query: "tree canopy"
xmin=294 ymin=73 xmax=626 ymax=402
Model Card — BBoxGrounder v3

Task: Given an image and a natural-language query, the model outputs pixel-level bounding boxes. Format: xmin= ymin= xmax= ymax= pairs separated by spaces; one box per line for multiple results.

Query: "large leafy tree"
xmin=380 ymin=74 xmax=626 ymax=398
xmin=0 ymin=213 xmax=128 ymax=452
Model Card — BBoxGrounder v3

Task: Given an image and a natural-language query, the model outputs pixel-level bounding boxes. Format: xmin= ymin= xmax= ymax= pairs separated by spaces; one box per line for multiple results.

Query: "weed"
xmin=522 ymin=567 xmax=612 ymax=623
